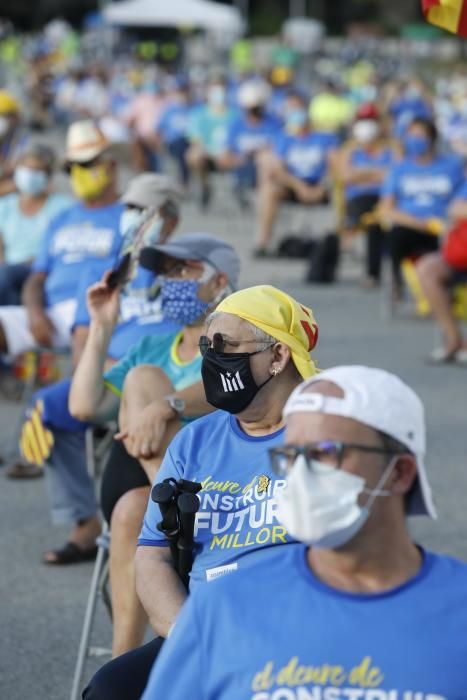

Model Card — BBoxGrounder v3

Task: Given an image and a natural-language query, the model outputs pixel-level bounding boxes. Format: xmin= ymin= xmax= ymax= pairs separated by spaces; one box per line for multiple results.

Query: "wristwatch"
xmin=165 ymin=394 xmax=185 ymax=417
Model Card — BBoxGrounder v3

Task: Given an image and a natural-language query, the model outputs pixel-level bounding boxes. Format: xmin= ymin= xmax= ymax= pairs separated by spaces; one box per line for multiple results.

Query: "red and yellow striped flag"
xmin=422 ymin=0 xmax=467 ymax=37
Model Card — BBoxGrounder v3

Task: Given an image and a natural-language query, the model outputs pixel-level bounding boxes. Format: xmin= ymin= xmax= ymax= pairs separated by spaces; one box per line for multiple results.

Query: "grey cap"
xmin=139 ymin=233 xmax=241 ymax=290
xmin=122 ymin=173 xmax=182 ymax=211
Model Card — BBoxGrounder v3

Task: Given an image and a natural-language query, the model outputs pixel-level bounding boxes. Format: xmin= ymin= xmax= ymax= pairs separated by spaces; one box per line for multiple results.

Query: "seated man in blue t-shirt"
xmin=71 ymin=233 xmax=240 ymax=661
xmin=82 ymin=284 xmax=319 ymax=699
xmin=0 ymin=119 xmax=124 ymax=357
xmin=186 ymin=74 xmax=237 ymax=210
xmin=156 ymin=78 xmax=193 ymax=187
xmin=218 ymin=79 xmax=281 ymax=210
xmin=20 ymin=174 xmax=182 ymax=559
xmin=255 ymin=92 xmax=338 ymax=256
xmin=143 ymin=365 xmax=467 ymax=700
xmin=380 ymin=117 xmax=464 ymax=297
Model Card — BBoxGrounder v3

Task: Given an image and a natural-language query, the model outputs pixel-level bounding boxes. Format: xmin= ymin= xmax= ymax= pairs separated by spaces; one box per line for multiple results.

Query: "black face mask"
xmin=248 ymin=106 xmax=264 ymax=119
xmin=201 ymin=348 xmax=274 ymax=414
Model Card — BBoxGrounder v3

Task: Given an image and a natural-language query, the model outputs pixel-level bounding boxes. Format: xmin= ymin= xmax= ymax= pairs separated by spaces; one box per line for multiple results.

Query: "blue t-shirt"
xmin=275 ymin=131 xmax=338 ymax=184
xmin=158 ymin=103 xmax=192 ymax=144
xmin=346 ymin=145 xmax=397 ymax=200
xmin=103 ymin=331 xmax=201 ymax=398
xmin=188 ymin=105 xmax=237 ymax=156
xmin=226 ymin=113 xmax=280 ymax=156
xmin=73 ymin=264 xmax=180 ymax=360
xmin=138 ymin=410 xmax=294 ymax=587
xmin=0 ymin=192 xmax=72 ymax=264
xmin=32 ymin=201 xmax=124 ymax=307
xmin=142 ymin=544 xmax=467 ymax=700
xmin=381 ymin=155 xmax=464 ymax=220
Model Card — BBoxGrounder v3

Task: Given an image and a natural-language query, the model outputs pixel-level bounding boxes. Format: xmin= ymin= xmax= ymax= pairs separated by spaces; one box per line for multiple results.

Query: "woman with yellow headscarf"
xmin=86 ymin=285 xmax=321 ymax=700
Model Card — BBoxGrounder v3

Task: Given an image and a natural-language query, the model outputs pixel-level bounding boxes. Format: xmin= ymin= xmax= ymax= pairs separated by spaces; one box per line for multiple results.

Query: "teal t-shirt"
xmin=0 ymin=192 xmax=73 ymax=264
xmin=103 ymin=331 xmax=202 ymax=399
xmin=188 ymin=105 xmax=237 ymax=157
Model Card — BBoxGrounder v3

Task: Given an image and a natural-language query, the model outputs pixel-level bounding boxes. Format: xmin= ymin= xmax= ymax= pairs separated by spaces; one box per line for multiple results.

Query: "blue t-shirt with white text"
xmin=381 ymin=155 xmax=464 ymax=220
xmin=158 ymin=103 xmax=192 ymax=144
xmin=226 ymin=113 xmax=281 ymax=156
xmin=275 ymin=130 xmax=338 ymax=184
xmin=32 ymin=201 xmax=123 ymax=307
xmin=138 ymin=410 xmax=293 ymax=587
xmin=142 ymin=544 xmax=467 ymax=700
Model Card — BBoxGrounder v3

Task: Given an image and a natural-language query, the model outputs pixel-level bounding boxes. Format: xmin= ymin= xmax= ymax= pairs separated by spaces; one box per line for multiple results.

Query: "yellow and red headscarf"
xmin=216 ymin=285 xmax=319 ymax=379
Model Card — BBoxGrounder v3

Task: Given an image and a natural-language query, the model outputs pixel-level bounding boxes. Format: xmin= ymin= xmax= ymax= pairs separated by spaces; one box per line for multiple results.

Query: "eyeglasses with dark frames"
xmin=199 ymin=333 xmax=275 ymax=356
xmin=269 ymin=440 xmax=405 ymax=476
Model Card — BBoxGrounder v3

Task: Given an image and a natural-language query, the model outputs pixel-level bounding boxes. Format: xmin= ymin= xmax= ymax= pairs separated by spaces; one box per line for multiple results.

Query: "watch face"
xmin=169 ymin=397 xmax=185 ymax=413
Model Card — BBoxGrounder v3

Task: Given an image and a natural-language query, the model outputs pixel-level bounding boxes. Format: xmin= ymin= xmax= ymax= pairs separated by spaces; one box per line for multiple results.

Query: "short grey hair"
xmin=206 ymin=312 xmax=276 ymax=351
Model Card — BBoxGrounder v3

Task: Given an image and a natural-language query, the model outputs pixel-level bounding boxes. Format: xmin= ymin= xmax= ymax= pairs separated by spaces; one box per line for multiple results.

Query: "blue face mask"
xmin=161 ymin=279 xmax=210 ymax=325
xmin=404 ymin=135 xmax=431 ymax=158
xmin=286 ymin=108 xmax=308 ymax=132
xmin=14 ymin=166 xmax=48 ymax=196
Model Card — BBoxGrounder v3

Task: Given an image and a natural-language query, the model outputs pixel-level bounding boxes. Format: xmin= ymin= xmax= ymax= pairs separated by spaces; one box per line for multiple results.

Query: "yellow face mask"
xmin=70 ymin=163 xmax=111 ymax=200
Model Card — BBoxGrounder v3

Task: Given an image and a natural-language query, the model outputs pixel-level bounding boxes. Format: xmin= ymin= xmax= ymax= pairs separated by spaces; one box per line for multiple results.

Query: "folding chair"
xmin=70 ymin=424 xmax=115 ymax=700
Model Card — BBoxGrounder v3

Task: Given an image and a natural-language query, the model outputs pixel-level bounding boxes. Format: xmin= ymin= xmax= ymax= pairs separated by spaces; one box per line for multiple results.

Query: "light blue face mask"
xmin=14 ymin=166 xmax=48 ymax=196
xmin=119 ymin=207 xmax=144 ymax=237
xmin=286 ymin=108 xmax=309 ymax=132
xmin=161 ymin=278 xmax=210 ymax=325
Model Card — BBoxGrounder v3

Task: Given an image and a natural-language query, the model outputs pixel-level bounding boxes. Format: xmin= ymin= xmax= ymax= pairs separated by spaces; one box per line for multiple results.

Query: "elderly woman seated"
xmin=83 ymin=283 xmax=320 ymax=700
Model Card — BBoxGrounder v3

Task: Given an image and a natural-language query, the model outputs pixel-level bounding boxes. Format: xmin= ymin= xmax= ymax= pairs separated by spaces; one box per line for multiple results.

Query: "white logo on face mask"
xmin=220 ymin=371 xmax=245 ymax=393
xmin=274 ymin=455 xmax=395 ymax=549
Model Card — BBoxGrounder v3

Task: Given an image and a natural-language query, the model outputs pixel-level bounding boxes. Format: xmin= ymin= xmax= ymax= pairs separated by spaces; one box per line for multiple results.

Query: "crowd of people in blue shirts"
xmin=0 ymin=34 xmax=466 ymax=699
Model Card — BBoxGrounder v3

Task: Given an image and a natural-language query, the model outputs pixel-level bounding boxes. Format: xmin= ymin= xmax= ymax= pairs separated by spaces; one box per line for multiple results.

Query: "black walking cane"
xmin=151 ymin=478 xmax=180 ymax=571
xmin=177 ymin=491 xmax=201 ymax=590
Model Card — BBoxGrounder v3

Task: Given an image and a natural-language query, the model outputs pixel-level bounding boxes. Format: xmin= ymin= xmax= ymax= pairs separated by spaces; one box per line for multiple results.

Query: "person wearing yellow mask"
xmin=84 ymin=284 xmax=319 ymax=700
xmin=0 ymin=120 xmax=123 ymax=362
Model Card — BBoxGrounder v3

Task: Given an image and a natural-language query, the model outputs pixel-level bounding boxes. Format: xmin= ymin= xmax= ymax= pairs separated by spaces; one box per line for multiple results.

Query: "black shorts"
xmin=284 ymin=187 xmax=329 ymax=205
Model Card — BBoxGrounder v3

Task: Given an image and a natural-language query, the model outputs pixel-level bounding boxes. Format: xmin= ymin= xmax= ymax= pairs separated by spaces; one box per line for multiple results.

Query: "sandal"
xmin=6 ymin=461 xmax=43 ymax=479
xmin=43 ymin=541 xmax=98 ymax=566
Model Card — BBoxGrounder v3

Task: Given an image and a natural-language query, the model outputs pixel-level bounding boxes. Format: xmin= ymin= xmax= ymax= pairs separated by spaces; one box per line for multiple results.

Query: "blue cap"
xmin=139 ymin=233 xmax=240 ymax=290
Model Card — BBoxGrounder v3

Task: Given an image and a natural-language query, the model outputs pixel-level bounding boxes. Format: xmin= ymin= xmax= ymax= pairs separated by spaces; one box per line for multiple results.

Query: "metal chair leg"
xmin=69 ymin=528 xmax=110 ymax=700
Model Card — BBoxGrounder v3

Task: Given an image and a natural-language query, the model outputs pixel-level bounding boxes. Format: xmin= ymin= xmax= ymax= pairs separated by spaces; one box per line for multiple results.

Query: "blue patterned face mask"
xmin=161 ymin=278 xmax=210 ymax=325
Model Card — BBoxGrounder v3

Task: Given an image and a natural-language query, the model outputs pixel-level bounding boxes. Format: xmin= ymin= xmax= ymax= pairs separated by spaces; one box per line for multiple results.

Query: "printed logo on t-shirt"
xmin=250 ymin=655 xmax=447 ymax=699
xmin=220 ymin=371 xmax=245 ymax=393
xmin=400 ymin=175 xmax=453 ymax=198
xmin=51 ymin=225 xmax=115 ymax=262
xmin=286 ymin=145 xmax=324 ymax=176
xmin=206 ymin=562 xmax=238 ymax=582
xmin=194 ymin=474 xmax=289 ymax=552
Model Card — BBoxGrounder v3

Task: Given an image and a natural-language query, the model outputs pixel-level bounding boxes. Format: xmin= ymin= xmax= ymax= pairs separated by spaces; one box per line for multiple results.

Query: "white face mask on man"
xmin=274 ymin=455 xmax=396 ymax=549
xmin=352 ymin=119 xmax=380 ymax=144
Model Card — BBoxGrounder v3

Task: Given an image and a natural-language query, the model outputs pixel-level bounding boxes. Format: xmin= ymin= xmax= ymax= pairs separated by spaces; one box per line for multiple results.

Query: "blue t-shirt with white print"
xmin=32 ymin=201 xmax=123 ymax=307
xmin=142 ymin=543 xmax=467 ymax=700
xmin=138 ymin=410 xmax=294 ymax=587
xmin=381 ymin=155 xmax=464 ymax=220
xmin=275 ymin=131 xmax=338 ymax=184
xmin=72 ymin=264 xmax=180 ymax=360
xmin=226 ymin=113 xmax=281 ymax=156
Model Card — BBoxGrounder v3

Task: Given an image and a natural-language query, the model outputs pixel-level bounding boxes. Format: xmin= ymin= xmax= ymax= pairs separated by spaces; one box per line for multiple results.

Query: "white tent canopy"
xmin=103 ymin=0 xmax=244 ymax=34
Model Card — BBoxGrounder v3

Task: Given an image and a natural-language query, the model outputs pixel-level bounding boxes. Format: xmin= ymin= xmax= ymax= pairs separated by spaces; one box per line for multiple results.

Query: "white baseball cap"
xmin=284 ymin=365 xmax=437 ymax=519
xmin=237 ymin=79 xmax=270 ymax=109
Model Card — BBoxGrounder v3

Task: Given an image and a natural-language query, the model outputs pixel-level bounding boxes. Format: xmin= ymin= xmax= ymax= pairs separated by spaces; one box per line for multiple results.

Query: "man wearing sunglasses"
xmin=0 ymin=119 xmax=123 ymax=358
xmin=84 ymin=285 xmax=319 ymax=700
xmin=142 ymin=365 xmax=467 ymax=700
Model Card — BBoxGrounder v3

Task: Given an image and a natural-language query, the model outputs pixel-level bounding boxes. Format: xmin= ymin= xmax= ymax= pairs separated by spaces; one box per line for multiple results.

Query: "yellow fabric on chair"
xmin=19 ymin=399 xmax=54 ymax=467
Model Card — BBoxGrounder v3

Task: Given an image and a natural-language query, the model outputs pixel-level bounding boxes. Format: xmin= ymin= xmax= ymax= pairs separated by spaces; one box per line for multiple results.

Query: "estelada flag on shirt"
xmin=422 ymin=0 xmax=467 ymax=37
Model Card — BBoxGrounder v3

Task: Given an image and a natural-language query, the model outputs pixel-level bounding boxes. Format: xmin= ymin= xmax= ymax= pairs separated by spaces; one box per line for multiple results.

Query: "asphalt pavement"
xmin=0 ymin=177 xmax=466 ymax=700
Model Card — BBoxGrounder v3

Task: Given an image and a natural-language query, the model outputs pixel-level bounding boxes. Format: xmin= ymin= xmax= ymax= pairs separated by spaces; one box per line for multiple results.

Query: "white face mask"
xmin=352 ymin=119 xmax=380 ymax=144
xmin=119 ymin=207 xmax=144 ymax=237
xmin=274 ymin=455 xmax=394 ymax=549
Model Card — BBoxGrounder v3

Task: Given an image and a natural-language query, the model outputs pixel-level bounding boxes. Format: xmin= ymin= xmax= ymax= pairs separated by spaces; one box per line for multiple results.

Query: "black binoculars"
xmin=151 ymin=477 xmax=202 ymax=590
